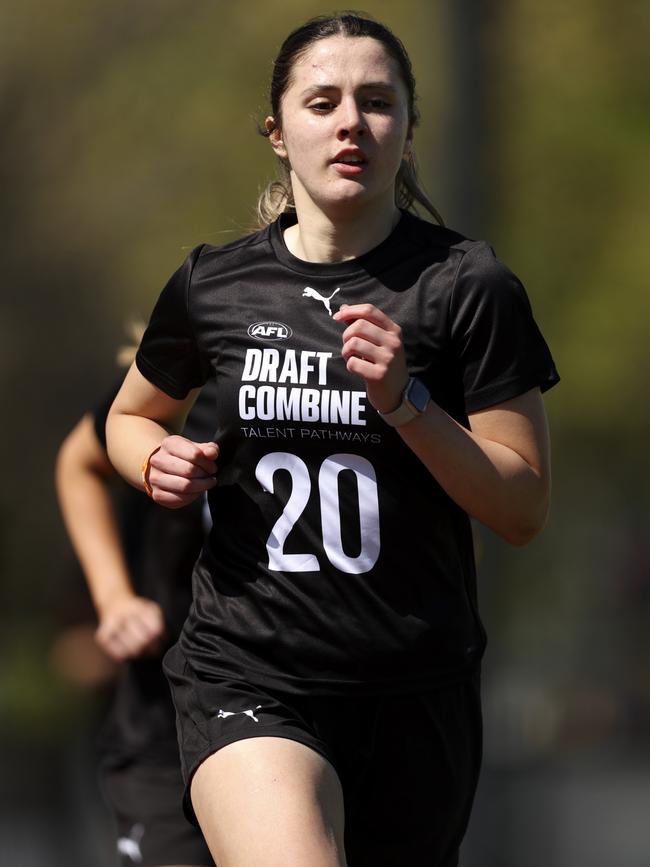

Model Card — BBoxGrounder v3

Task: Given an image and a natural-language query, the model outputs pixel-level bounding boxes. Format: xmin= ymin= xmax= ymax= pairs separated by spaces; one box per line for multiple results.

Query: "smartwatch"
xmin=378 ymin=376 xmax=430 ymax=427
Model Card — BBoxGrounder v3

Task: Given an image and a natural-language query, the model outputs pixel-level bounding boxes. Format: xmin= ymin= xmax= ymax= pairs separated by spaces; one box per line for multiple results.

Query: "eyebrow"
xmin=300 ymin=82 xmax=398 ymax=97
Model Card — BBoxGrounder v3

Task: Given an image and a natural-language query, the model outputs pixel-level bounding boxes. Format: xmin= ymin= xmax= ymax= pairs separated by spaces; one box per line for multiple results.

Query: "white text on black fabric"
xmin=239 ymin=348 xmax=367 ymax=426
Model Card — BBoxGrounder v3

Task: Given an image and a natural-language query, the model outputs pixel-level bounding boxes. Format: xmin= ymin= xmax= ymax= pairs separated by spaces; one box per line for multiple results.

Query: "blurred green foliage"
xmin=490 ymin=0 xmax=650 ymax=439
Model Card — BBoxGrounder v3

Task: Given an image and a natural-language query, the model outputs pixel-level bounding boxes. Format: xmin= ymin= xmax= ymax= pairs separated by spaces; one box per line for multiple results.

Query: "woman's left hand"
xmin=333 ymin=304 xmax=408 ymax=414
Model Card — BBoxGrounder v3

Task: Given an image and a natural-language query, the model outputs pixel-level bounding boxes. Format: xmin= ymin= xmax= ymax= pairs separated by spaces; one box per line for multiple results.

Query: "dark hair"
xmin=257 ymin=12 xmax=443 ymax=227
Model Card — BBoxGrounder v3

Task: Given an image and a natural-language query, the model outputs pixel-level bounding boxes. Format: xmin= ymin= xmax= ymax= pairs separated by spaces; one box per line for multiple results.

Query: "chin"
xmin=294 ymin=175 xmax=394 ymax=220
xmin=319 ymin=184 xmax=385 ymax=215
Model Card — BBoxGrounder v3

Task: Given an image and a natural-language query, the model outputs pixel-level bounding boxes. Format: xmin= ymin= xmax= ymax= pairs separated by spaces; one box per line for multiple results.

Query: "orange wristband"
xmin=141 ymin=446 xmax=161 ymax=498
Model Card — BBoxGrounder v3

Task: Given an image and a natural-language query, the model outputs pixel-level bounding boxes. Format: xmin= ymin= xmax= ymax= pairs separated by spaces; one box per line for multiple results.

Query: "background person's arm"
xmin=55 ymin=413 xmax=166 ymax=660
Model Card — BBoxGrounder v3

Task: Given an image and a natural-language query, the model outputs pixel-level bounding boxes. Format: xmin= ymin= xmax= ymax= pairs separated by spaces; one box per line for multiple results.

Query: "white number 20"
xmin=255 ymin=452 xmax=381 ymax=575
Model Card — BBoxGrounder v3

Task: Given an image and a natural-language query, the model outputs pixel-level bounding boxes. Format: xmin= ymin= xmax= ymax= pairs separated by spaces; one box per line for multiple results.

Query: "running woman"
xmin=106 ymin=13 xmax=559 ymax=866
xmin=56 ymin=352 xmax=216 ymax=867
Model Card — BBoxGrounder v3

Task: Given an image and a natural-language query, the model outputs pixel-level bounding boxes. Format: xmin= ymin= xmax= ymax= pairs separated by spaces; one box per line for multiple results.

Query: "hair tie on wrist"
xmin=141 ymin=446 xmax=161 ymax=498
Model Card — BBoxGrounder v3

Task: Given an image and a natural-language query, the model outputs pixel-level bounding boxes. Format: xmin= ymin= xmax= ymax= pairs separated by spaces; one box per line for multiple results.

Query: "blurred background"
xmin=1 ymin=1 xmax=649 ymax=864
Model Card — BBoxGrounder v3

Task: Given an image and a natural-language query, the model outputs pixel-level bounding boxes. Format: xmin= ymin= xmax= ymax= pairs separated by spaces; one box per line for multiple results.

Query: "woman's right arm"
xmin=106 ymin=363 xmax=218 ymax=508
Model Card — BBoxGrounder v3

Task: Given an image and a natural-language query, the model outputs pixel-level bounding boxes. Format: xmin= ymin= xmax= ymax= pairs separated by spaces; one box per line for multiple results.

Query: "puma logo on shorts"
xmin=217 ymin=705 xmax=262 ymax=723
xmin=117 ymin=822 xmax=144 ymax=862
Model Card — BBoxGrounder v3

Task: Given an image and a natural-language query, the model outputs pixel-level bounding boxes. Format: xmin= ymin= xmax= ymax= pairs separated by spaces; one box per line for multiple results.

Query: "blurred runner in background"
xmin=56 ymin=324 xmax=215 ymax=867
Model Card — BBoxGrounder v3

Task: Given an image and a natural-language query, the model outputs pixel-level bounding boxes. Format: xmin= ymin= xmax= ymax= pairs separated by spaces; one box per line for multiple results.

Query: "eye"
xmin=309 ymin=100 xmax=336 ymax=113
xmin=365 ymin=97 xmax=391 ymax=110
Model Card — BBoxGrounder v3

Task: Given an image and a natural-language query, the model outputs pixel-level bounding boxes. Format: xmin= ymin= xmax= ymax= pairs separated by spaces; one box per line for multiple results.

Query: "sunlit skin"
xmin=266 ymin=35 xmax=412 ymax=262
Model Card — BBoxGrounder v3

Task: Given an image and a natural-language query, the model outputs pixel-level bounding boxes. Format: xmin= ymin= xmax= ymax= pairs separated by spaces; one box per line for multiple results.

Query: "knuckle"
xmin=161 ymin=435 xmax=177 ymax=452
xmin=149 ymin=452 xmax=161 ymax=469
xmin=376 ymin=363 xmax=388 ymax=378
xmin=179 ymin=477 xmax=195 ymax=494
xmin=168 ymin=492 xmax=189 ymax=509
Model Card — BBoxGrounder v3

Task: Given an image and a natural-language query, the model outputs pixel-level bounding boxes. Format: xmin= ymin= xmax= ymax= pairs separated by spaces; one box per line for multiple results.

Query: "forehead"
xmin=289 ymin=35 xmax=405 ymax=91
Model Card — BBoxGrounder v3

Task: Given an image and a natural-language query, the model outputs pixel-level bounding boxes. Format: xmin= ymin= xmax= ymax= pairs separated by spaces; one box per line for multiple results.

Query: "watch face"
xmin=406 ymin=377 xmax=430 ymax=414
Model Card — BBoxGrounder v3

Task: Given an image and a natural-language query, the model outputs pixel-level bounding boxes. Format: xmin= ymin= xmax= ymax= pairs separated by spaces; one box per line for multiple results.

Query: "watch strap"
xmin=378 ymin=377 xmax=429 ymax=427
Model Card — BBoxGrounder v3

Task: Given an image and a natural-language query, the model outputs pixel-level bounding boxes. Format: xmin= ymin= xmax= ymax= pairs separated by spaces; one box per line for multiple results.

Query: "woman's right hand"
xmin=147 ymin=435 xmax=218 ymax=508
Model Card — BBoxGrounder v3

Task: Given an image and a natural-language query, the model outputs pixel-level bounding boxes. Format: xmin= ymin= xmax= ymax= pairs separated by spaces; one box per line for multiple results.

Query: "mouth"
xmin=331 ymin=148 xmax=368 ymax=175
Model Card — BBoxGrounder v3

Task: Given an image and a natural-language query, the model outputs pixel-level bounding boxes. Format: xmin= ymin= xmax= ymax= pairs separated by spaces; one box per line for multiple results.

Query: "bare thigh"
xmin=191 ymin=736 xmax=347 ymax=867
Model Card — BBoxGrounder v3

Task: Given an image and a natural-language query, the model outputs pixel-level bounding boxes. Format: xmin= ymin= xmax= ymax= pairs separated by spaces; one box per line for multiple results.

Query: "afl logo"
xmin=248 ymin=321 xmax=292 ymax=341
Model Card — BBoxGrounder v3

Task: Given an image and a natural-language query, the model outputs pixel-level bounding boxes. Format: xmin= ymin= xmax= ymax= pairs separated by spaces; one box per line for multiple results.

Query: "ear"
xmin=265 ymin=116 xmax=288 ymax=159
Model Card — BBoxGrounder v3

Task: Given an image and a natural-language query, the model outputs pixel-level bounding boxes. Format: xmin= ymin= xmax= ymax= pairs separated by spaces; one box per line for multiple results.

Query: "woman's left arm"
xmin=396 ymin=389 xmax=550 ymax=546
xmin=334 ymin=303 xmax=551 ymax=547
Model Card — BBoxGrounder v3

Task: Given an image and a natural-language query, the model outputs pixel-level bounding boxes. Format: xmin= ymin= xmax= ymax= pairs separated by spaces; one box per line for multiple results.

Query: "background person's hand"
xmin=95 ymin=593 xmax=166 ymax=662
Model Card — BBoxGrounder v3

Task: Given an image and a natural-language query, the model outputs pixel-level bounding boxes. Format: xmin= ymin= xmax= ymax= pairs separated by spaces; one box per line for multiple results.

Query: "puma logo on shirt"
xmin=217 ymin=705 xmax=263 ymax=723
xmin=303 ymin=286 xmax=341 ymax=316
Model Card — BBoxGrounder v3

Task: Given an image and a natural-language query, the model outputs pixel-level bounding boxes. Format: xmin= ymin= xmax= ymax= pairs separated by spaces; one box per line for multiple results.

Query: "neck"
xmin=283 ymin=193 xmax=401 ymax=264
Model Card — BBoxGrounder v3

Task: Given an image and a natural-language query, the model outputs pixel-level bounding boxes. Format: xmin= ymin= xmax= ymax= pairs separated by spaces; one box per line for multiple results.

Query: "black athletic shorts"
xmin=100 ymin=759 xmax=214 ymax=866
xmin=168 ymin=649 xmax=482 ymax=867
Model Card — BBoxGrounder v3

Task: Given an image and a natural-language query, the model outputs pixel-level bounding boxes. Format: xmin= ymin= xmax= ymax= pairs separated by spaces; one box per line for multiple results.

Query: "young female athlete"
xmin=56 ymin=337 xmax=216 ymax=867
xmin=106 ymin=13 xmax=559 ymax=866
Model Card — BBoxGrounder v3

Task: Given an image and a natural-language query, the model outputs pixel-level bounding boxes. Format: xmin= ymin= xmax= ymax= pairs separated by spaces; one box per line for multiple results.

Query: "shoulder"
xmin=403 ymin=221 xmax=529 ymax=310
xmin=398 ymin=213 xmax=523 ymax=307
xmin=416 ymin=211 xmax=505 ymax=255
xmin=399 ymin=212 xmax=509 ymax=282
xmin=442 ymin=235 xmax=537 ymax=344
xmin=192 ymin=225 xmax=273 ymax=279
xmin=451 ymin=241 xmax=528 ymax=314
xmin=399 ymin=210 xmax=478 ymax=257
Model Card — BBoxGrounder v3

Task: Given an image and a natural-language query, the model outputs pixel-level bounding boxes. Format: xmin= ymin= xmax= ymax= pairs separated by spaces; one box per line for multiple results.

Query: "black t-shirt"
xmin=136 ymin=211 xmax=559 ymax=696
xmin=92 ymin=378 xmax=216 ymax=763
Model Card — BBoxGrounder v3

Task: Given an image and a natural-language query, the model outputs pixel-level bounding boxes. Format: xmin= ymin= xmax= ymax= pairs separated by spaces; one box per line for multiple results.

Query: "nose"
xmin=336 ymin=97 xmax=366 ymax=139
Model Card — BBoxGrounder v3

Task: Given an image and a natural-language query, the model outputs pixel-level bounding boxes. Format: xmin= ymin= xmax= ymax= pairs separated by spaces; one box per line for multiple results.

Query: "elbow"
xmin=54 ymin=432 xmax=77 ymax=493
xmin=498 ymin=490 xmax=550 ymax=547
xmin=55 ymin=417 xmax=112 ymax=488
xmin=500 ymin=503 xmax=548 ymax=548
xmin=501 ymin=521 xmax=545 ymax=547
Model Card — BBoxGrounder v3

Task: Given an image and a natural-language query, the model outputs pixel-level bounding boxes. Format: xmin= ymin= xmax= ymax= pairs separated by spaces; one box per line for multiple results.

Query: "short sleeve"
xmin=135 ymin=246 xmax=210 ymax=399
xmin=449 ymin=243 xmax=560 ymax=413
